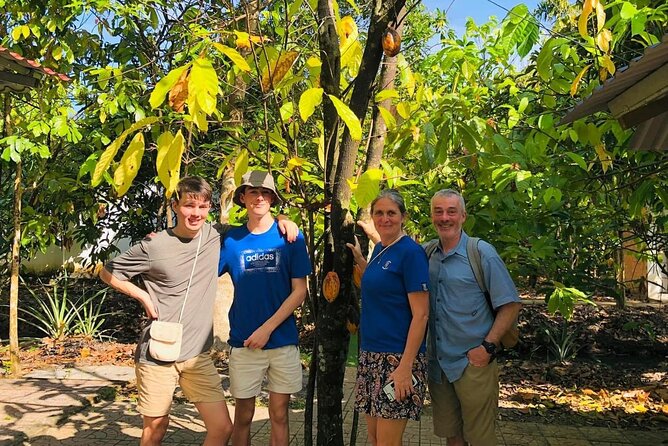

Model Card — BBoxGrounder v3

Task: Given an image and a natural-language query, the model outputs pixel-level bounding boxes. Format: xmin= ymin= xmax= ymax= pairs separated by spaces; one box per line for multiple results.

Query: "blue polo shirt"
xmin=426 ymin=231 xmax=520 ymax=383
xmin=360 ymin=236 xmax=429 ymax=353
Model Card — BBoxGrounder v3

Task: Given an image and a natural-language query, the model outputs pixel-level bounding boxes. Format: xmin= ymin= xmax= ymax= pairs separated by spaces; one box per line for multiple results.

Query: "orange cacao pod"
xmin=323 ymin=271 xmax=340 ymax=303
xmin=346 ymin=320 xmax=358 ymax=334
xmin=382 ymin=28 xmax=401 ymax=57
xmin=352 ymin=264 xmax=362 ymax=288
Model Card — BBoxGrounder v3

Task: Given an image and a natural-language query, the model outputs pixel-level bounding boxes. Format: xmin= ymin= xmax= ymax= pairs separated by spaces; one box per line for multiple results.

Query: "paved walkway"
xmin=1 ymin=366 xmax=666 ymax=445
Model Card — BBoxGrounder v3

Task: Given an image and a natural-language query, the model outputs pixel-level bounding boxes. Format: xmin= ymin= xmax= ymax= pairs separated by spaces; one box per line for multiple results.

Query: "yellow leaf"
xmin=213 ymin=43 xmax=251 ymax=72
xmin=91 ymin=117 xmax=159 ymax=187
xmin=233 ymin=30 xmax=265 ymax=49
xmin=600 ymin=54 xmax=616 ymax=77
xmin=156 ymin=131 xmax=174 ymax=190
xmin=113 ymin=133 xmax=145 ymax=197
xmin=167 ymin=131 xmax=184 ymax=196
xmin=595 ymin=0 xmax=606 ymax=33
xmin=570 ymin=64 xmax=591 ymax=97
xmin=377 ymin=105 xmax=396 ymax=130
xmin=188 ymin=56 xmax=218 ymax=115
xmin=11 ymin=26 xmax=22 ymax=41
xmin=578 ymin=0 xmax=595 ymax=38
xmin=234 ymin=149 xmax=249 ymax=186
xmin=594 ymin=142 xmax=612 ymax=173
xmin=596 ymin=28 xmax=612 ymax=53
xmin=288 ymin=156 xmax=307 ymax=171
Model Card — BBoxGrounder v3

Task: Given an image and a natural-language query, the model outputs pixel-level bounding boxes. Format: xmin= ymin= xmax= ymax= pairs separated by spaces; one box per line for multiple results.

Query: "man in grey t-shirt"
xmin=100 ymin=176 xmax=297 ymax=446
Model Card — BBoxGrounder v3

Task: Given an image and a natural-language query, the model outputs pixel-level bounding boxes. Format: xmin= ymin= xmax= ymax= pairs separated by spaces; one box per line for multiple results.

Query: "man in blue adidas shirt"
xmin=427 ymin=189 xmax=521 ymax=446
xmin=218 ymin=170 xmax=311 ymax=446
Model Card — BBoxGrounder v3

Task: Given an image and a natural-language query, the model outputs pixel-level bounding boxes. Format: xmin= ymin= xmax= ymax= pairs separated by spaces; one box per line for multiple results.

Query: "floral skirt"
xmin=354 ymin=350 xmax=427 ymax=420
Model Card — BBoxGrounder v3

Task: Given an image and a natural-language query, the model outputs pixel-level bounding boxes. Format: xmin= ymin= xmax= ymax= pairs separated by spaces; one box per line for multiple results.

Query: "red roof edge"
xmin=0 ymin=45 xmax=71 ymax=82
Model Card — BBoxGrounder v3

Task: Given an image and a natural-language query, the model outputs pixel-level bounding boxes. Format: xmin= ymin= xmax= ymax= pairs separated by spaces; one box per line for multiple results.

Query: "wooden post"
xmin=5 ymin=93 xmax=21 ymax=375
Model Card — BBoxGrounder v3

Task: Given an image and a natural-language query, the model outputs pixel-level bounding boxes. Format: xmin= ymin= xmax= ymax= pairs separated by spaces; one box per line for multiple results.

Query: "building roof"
xmin=0 ymin=46 xmax=71 ymax=94
xmin=560 ymin=34 xmax=668 ymax=151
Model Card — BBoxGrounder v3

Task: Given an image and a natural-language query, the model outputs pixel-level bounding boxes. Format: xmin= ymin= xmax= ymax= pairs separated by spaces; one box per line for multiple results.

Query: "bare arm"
xmin=389 ymin=290 xmax=429 ymax=401
xmin=243 ymin=277 xmax=308 ymax=349
xmin=99 ymin=268 xmax=158 ymax=319
xmin=467 ymin=301 xmax=521 ymax=367
xmin=357 ymin=219 xmax=379 ymax=244
xmin=276 ymin=215 xmax=299 ymax=242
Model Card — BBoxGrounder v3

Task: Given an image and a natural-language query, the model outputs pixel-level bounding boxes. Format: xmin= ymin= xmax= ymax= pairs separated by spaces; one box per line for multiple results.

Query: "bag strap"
xmin=425 ymin=238 xmax=440 ymax=259
xmin=466 ymin=237 xmax=495 ymax=315
xmin=177 ymin=232 xmax=203 ymax=323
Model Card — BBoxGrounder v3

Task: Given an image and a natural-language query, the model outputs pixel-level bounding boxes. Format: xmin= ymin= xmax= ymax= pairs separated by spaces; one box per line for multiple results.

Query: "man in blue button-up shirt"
xmin=426 ymin=189 xmax=521 ymax=446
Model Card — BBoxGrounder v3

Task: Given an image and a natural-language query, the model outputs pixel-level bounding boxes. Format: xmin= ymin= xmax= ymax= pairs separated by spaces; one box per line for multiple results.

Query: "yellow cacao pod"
xmin=261 ymin=51 xmax=298 ymax=93
xmin=352 ymin=264 xmax=362 ymax=288
xmin=382 ymin=28 xmax=401 ymax=57
xmin=323 ymin=271 xmax=340 ymax=303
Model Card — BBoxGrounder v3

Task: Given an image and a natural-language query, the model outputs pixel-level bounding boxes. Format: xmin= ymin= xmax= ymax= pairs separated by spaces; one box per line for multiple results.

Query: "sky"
xmin=423 ymin=0 xmax=541 ymax=34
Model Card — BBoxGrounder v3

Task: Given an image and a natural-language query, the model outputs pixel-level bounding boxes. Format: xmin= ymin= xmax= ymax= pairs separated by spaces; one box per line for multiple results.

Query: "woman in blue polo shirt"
xmin=347 ymin=189 xmax=430 ymax=446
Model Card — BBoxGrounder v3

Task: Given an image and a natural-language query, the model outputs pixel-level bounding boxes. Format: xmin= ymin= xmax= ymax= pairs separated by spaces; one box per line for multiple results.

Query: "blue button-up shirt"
xmin=426 ymin=231 xmax=520 ymax=383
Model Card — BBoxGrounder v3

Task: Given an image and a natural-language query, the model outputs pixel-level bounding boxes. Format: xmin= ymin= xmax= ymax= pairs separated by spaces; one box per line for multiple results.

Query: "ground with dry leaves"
xmin=1 ymin=288 xmax=667 ymax=432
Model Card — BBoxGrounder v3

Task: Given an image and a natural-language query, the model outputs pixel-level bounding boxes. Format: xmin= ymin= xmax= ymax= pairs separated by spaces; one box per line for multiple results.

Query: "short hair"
xmin=371 ymin=189 xmax=407 ymax=215
xmin=174 ymin=176 xmax=213 ymax=203
xmin=431 ymin=189 xmax=466 ymax=213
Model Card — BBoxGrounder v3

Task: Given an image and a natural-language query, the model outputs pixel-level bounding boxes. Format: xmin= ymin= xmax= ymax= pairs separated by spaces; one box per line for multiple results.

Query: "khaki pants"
xmin=428 ymin=361 xmax=499 ymax=446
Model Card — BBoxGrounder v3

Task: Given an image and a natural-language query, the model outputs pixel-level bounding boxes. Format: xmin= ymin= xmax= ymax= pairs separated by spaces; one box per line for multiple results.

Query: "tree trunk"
xmin=314 ymin=1 xmax=405 ymax=444
xmin=6 ymin=93 xmax=21 ymax=376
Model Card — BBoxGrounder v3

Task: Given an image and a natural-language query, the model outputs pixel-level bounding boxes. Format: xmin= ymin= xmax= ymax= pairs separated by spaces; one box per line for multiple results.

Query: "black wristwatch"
xmin=481 ymin=340 xmax=497 ymax=362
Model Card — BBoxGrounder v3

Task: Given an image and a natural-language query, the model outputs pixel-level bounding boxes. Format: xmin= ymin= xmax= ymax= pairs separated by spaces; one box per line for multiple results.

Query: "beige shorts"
xmin=229 ymin=345 xmax=302 ymax=399
xmin=135 ymin=353 xmax=225 ymax=417
xmin=429 ymin=360 xmax=499 ymax=445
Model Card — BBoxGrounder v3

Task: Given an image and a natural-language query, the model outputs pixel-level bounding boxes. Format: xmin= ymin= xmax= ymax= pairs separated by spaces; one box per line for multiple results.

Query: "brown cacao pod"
xmin=352 ymin=264 xmax=362 ymax=288
xmin=382 ymin=28 xmax=401 ymax=57
xmin=323 ymin=271 xmax=340 ymax=303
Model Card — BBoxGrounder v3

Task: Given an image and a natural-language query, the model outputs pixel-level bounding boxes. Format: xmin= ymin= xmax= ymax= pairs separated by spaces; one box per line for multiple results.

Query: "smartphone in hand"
xmin=382 ymin=374 xmax=418 ymax=401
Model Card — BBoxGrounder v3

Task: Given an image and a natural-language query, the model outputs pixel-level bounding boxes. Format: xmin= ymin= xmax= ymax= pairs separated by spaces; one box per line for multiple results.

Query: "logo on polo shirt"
xmin=381 ymin=260 xmax=392 ymax=270
xmin=421 ymin=282 xmax=428 ymax=291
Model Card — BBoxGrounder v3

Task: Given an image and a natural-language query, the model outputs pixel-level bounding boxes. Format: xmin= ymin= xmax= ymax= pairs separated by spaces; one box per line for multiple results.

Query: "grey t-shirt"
xmin=104 ymin=223 xmax=226 ymax=364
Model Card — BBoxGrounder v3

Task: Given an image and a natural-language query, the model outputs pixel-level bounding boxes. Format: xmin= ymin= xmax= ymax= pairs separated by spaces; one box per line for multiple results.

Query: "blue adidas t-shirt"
xmin=360 ymin=236 xmax=429 ymax=353
xmin=219 ymin=221 xmax=311 ymax=349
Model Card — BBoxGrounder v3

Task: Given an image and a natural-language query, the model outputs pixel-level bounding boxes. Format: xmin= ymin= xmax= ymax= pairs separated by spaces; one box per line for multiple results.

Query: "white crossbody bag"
xmin=148 ymin=233 xmax=202 ymax=362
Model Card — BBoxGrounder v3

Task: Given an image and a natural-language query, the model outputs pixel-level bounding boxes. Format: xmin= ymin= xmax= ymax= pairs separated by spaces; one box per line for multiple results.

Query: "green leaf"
xmin=501 ymin=4 xmax=539 ymax=58
xmin=298 ymin=88 xmax=324 ymax=122
xmin=564 ymin=152 xmax=587 ymax=171
xmin=620 ymin=2 xmax=638 ymax=20
xmin=213 ymin=43 xmax=251 ymax=72
xmin=536 ymin=38 xmax=563 ymax=81
xmin=280 ymin=102 xmax=294 ymax=123
xmin=354 ymin=168 xmax=383 ymax=208
xmin=327 ymin=94 xmax=362 ymax=141
xmin=543 ymin=187 xmax=562 ymax=204
xmin=149 ymin=65 xmax=189 ymax=109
